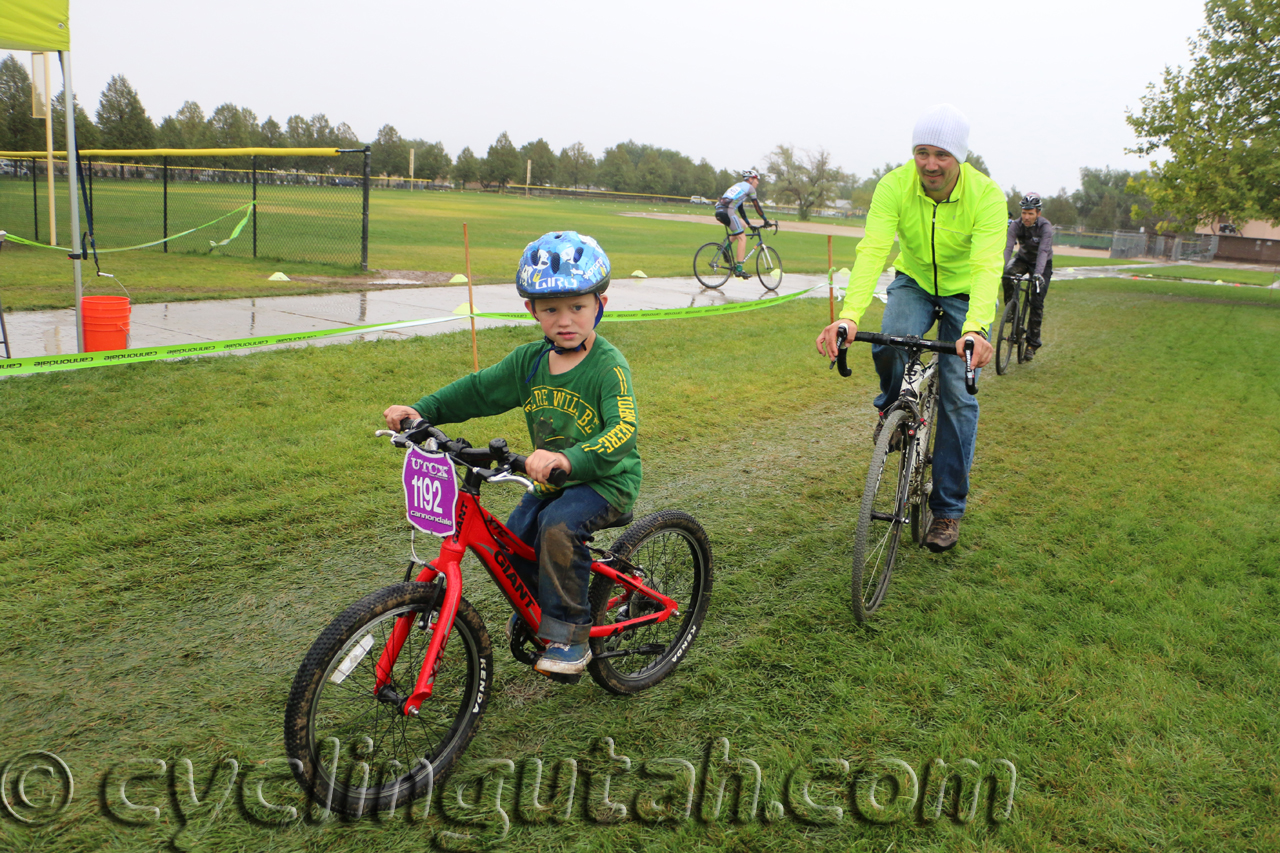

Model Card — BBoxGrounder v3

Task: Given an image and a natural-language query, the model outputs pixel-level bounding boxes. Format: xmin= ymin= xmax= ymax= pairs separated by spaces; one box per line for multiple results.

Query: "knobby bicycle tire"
xmin=756 ymin=244 xmax=783 ymax=291
xmin=910 ymin=386 xmax=940 ymax=546
xmin=1017 ymin=284 xmax=1034 ymax=362
xmin=694 ymin=242 xmax=733 ymax=289
xmin=284 ymin=582 xmax=492 ymax=816
xmin=587 ymin=511 xmax=713 ymax=695
xmin=995 ymin=297 xmax=1018 ymax=375
xmin=851 ymin=409 xmax=914 ymax=623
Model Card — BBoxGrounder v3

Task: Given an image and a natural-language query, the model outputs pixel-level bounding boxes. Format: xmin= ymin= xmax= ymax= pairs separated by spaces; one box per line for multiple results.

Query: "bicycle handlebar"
xmin=387 ymin=419 xmax=569 ymax=487
xmin=833 ymin=324 xmax=978 ymax=395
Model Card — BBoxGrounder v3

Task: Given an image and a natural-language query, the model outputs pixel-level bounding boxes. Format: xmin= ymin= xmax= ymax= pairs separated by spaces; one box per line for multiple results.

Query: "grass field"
xmin=1 ymin=276 xmax=1277 ymax=852
xmin=1135 ymin=265 xmax=1280 ymax=287
xmin=2 ymin=188 xmax=1142 ymax=311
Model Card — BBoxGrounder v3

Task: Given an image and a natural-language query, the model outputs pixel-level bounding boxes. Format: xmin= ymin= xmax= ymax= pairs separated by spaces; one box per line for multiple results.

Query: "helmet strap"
xmin=523 ymin=295 xmax=600 ymax=384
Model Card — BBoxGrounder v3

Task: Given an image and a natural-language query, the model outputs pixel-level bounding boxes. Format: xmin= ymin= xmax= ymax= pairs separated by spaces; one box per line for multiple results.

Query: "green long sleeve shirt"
xmin=411 ymin=335 xmax=641 ymax=513
xmin=841 ymin=162 xmax=1007 ymax=336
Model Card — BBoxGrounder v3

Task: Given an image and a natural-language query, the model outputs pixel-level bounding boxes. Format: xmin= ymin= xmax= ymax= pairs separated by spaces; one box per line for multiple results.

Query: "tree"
xmin=0 ymin=56 xmax=45 ymax=152
xmin=51 ymin=87 xmax=100 ymax=150
xmin=156 ymin=100 xmax=208 ymax=149
xmin=847 ymin=162 xmax=901 ymax=215
xmin=765 ymin=145 xmax=845 ymax=220
xmin=1128 ymin=0 xmax=1280 ymax=227
xmin=1071 ymin=167 xmax=1165 ymax=232
xmin=1005 ymin=184 xmax=1022 ymax=219
xmin=689 ymin=159 xmax=717 ymax=198
xmin=411 ymin=141 xmax=451 ymax=182
xmin=480 ymin=131 xmax=521 ymax=188
xmin=96 ymin=75 xmax=155 ymax=150
xmin=714 ymin=168 xmax=738 ymax=194
xmin=557 ymin=142 xmax=595 ymax=189
xmin=634 ymin=150 xmax=672 ymax=195
xmin=285 ymin=114 xmax=315 ymax=147
xmin=371 ymin=123 xmax=409 ymax=177
xmin=453 ymin=146 xmax=480 ymax=186
xmin=207 ymin=103 xmax=254 ymax=148
xmin=519 ymin=138 xmax=558 ymax=185
xmin=259 ymin=116 xmax=284 ymax=147
xmin=1042 ymin=188 xmax=1078 ymax=228
xmin=965 ymin=151 xmax=991 ymax=177
xmin=596 ymin=146 xmax=635 ymax=192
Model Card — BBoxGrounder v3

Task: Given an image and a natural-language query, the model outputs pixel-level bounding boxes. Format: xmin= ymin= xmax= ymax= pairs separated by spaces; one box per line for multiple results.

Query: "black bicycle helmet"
xmin=1019 ymin=192 xmax=1042 ymax=210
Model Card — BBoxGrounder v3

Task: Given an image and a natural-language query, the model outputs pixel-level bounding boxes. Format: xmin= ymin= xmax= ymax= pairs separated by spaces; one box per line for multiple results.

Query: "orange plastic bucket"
xmin=82 ymin=295 xmax=131 ymax=352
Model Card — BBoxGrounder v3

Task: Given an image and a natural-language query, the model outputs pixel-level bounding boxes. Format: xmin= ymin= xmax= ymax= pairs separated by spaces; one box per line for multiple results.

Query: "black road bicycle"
xmin=995 ymin=272 xmax=1040 ymax=374
xmin=693 ymin=222 xmax=783 ymax=291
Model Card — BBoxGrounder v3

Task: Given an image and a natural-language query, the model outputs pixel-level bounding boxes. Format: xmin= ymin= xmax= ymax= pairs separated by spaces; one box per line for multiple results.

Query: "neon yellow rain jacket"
xmin=841 ymin=162 xmax=1007 ymax=336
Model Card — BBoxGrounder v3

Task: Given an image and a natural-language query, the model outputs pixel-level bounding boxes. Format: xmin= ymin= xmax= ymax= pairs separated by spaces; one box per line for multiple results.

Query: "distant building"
xmin=1196 ymin=220 xmax=1280 ymax=262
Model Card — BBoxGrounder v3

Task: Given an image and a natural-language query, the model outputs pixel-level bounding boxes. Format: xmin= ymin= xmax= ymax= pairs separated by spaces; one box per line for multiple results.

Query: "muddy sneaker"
xmin=1024 ymin=345 xmax=1036 ymax=361
xmin=924 ymin=517 xmax=960 ymax=552
xmin=535 ymin=641 xmax=592 ymax=675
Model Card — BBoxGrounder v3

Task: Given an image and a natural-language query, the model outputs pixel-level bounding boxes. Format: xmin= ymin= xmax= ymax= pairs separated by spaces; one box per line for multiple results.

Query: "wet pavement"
xmin=0 ymin=262 xmax=1254 ymax=361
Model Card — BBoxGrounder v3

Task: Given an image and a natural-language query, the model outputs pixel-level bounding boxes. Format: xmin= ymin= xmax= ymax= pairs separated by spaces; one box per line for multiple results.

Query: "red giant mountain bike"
xmin=284 ymin=420 xmax=713 ymax=815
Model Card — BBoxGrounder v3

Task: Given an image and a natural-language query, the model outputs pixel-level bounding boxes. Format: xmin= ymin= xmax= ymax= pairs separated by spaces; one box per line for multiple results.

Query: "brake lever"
xmin=963 ymin=338 xmax=978 ymax=396
xmin=488 ymin=470 xmax=536 ymax=492
xmin=831 ymin=324 xmax=852 ymax=377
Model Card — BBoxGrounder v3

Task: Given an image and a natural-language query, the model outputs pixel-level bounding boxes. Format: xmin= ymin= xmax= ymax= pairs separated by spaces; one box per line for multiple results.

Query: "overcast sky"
xmin=18 ymin=0 xmax=1208 ymax=194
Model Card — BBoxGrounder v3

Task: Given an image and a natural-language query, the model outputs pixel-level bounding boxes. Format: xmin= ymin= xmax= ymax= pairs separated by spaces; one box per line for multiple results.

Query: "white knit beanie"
xmin=911 ymin=104 xmax=970 ymax=163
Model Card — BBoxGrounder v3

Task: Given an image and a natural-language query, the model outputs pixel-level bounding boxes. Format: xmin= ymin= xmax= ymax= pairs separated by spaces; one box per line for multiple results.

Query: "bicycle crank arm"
xmin=870 ymin=511 xmax=907 ymax=523
xmin=594 ymin=643 xmax=668 ymax=660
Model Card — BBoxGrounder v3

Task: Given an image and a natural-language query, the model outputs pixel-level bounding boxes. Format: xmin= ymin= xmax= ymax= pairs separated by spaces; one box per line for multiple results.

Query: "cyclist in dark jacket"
xmin=1002 ymin=192 xmax=1053 ymax=360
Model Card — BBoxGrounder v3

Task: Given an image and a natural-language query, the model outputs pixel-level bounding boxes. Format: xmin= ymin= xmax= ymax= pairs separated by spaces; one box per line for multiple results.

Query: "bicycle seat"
xmin=603 ymin=512 xmax=633 ymax=530
xmin=581 ymin=512 xmax=631 ymax=545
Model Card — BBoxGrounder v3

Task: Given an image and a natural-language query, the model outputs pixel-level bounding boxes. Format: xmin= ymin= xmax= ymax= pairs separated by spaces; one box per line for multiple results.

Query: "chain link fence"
xmin=1110 ymin=231 xmax=1218 ymax=262
xmin=0 ymin=149 xmax=370 ymax=268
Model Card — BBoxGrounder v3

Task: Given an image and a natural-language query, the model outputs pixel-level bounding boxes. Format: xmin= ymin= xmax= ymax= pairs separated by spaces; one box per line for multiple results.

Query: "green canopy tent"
xmin=0 ymin=2 xmax=88 ymax=352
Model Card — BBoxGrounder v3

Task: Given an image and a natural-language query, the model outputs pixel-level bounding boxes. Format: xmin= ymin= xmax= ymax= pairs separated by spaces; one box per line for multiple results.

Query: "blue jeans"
xmin=870 ymin=274 xmax=980 ymax=519
xmin=505 ymin=484 xmax=621 ymax=645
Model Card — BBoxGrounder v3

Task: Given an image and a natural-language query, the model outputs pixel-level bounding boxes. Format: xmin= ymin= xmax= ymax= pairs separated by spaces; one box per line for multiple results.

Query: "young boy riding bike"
xmin=382 ymin=231 xmax=640 ymax=676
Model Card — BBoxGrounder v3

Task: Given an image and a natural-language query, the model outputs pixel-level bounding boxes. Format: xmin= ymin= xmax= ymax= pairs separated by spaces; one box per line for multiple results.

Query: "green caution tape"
xmin=474 ymin=284 xmax=822 ymax=323
xmin=4 ymin=203 xmax=255 ymax=254
xmin=3 ymin=283 xmax=824 ymax=376
xmin=0 ymin=315 xmax=465 ymax=376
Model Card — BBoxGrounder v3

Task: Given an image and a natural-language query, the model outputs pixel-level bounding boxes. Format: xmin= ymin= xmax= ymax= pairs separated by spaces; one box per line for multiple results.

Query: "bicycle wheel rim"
xmin=852 ymin=410 xmax=911 ymax=622
xmin=995 ymin=299 xmax=1016 ymax=374
xmin=756 ymin=245 xmax=782 ymax=290
xmin=588 ymin=512 xmax=712 ymax=691
xmin=289 ymin=591 xmax=485 ymax=813
xmin=694 ymin=242 xmax=732 ymax=289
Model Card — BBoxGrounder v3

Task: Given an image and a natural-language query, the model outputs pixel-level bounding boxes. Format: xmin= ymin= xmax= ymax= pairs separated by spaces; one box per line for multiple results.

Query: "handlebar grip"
xmin=834 ymin=323 xmax=852 ymax=378
xmin=509 ymin=453 xmax=570 ymax=487
xmin=963 ymin=339 xmax=978 ymax=396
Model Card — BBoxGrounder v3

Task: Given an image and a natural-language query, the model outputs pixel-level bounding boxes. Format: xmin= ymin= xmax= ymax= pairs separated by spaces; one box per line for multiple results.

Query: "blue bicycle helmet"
xmin=516 ymin=231 xmax=611 ymax=299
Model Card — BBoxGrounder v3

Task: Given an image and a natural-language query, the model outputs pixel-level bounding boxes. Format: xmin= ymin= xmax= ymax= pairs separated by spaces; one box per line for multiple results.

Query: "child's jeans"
xmin=505 ymin=484 xmax=622 ymax=645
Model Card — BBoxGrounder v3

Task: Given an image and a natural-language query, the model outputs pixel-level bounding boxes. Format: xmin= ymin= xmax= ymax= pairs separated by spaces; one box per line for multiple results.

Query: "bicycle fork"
xmin=373 ymin=542 xmax=465 ymax=718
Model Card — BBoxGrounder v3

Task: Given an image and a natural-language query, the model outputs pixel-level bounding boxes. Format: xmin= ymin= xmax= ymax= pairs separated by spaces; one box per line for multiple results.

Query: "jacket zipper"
xmin=930 ymin=202 xmax=939 ymax=296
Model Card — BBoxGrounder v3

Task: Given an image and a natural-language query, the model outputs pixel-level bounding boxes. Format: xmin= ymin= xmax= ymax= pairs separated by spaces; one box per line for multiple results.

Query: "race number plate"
xmin=402 ymin=445 xmax=458 ymax=537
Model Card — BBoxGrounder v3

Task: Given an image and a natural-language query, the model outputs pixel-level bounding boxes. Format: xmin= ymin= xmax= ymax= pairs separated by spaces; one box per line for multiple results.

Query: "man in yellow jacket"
xmin=816 ymin=103 xmax=1005 ymax=552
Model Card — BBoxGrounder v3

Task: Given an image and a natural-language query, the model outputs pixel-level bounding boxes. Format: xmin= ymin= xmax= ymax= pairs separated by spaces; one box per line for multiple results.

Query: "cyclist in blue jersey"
xmin=714 ymin=170 xmax=772 ymax=278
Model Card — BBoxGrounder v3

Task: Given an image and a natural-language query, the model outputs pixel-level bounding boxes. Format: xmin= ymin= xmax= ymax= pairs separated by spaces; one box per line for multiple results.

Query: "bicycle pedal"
xmin=539 ymin=670 xmax=582 ymax=685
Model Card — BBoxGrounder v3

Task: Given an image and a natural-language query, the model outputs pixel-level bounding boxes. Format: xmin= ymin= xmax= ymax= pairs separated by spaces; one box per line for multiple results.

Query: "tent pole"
xmin=59 ymin=50 xmax=83 ymax=353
